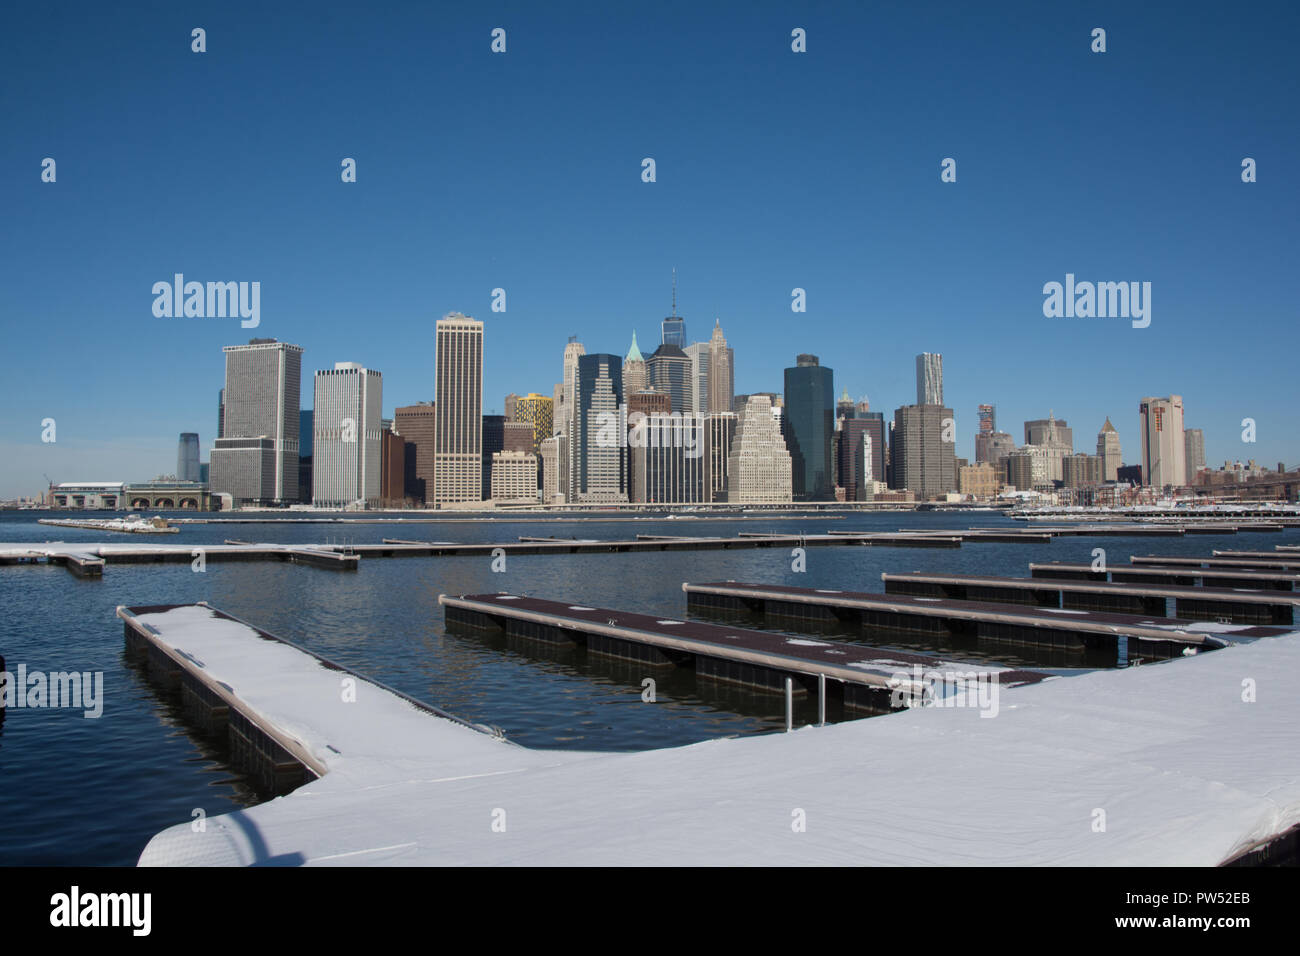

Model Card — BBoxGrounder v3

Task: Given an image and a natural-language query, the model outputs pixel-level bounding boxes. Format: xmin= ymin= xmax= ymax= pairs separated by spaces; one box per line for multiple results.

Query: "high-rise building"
xmin=707 ymin=320 xmax=734 ymax=416
xmin=1004 ymin=451 xmax=1036 ymax=492
xmin=380 ymin=427 xmax=407 ymax=506
xmin=393 ymin=402 xmax=435 ymax=504
xmin=978 ymin=404 xmax=996 ymax=436
xmin=211 ymin=338 xmax=303 ymax=506
xmin=661 ymin=270 xmax=685 ymax=347
xmin=312 ymin=362 xmax=383 ymax=509
xmin=573 ymin=353 xmax=627 ymax=502
xmin=647 ymin=343 xmax=692 ymax=415
xmin=836 ymin=388 xmax=856 ymax=421
xmin=892 ymin=404 xmax=957 ymax=499
xmin=623 ymin=333 xmax=648 ymax=403
xmin=217 ymin=388 xmax=225 ymax=439
xmin=858 ymin=411 xmax=887 ymax=488
xmin=1062 ymin=453 xmax=1104 ymax=488
xmin=629 ymin=388 xmax=671 ymax=418
xmin=1184 ymin=428 xmax=1206 ymax=476
xmin=703 ymin=411 xmax=737 ymax=503
xmin=539 ymin=436 xmax=561 ymax=504
xmin=1139 ymin=395 xmax=1186 ymax=489
xmin=629 ymin=415 xmax=706 ymax=504
xmin=783 ymin=354 xmax=834 ymax=500
xmin=555 ymin=338 xmax=586 ymax=446
xmin=433 ymin=313 xmax=483 ymax=503
xmin=503 ymin=393 xmax=520 ymax=422
xmin=298 ymin=409 xmax=314 ymax=503
xmin=915 ymin=353 xmax=943 ymax=406
xmin=959 ymin=462 xmax=999 ymax=499
xmin=1096 ymin=418 xmax=1121 ymax=482
xmin=481 ymin=414 xmax=505 ymax=501
xmin=1024 ymin=413 xmax=1073 ymax=482
xmin=177 ymin=433 xmax=200 ymax=482
xmin=513 ymin=393 xmax=554 ymax=459
xmin=504 ymin=421 xmax=533 ymax=453
xmin=975 ymin=430 xmax=1016 ymax=470
xmin=685 ymin=342 xmax=710 ymax=416
xmin=836 ymin=417 xmax=873 ymax=500
xmin=727 ymin=396 xmax=793 ymax=503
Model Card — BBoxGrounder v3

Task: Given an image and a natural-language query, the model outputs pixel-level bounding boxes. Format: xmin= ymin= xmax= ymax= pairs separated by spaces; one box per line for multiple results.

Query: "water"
xmin=1 ymin=509 xmax=1294 ymax=864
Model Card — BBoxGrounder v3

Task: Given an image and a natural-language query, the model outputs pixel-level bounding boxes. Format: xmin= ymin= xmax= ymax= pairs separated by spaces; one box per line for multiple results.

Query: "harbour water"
xmin=1 ymin=510 xmax=1293 ymax=865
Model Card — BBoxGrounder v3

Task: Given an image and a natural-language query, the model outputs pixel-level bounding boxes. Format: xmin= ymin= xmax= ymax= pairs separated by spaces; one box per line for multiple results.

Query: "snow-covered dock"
xmin=125 ymin=600 xmax=1300 ymax=866
xmin=683 ymin=581 xmax=1295 ymax=662
xmin=0 ymin=541 xmax=357 ymax=574
xmin=38 ymin=516 xmax=179 ymax=534
xmin=881 ymin=570 xmax=1300 ymax=626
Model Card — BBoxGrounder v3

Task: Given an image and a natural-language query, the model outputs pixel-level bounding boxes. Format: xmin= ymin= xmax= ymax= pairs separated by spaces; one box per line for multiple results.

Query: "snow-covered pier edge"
xmin=124 ymin=602 xmax=1300 ymax=866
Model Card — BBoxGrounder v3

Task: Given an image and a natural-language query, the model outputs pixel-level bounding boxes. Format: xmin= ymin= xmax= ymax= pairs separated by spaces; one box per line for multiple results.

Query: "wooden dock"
xmin=681 ymin=581 xmax=1294 ymax=662
xmin=1029 ymin=561 xmax=1300 ymax=591
xmin=1133 ymin=553 xmax=1300 ymax=571
xmin=439 ymin=592 xmax=1047 ymax=715
xmin=881 ymin=570 xmax=1299 ymax=626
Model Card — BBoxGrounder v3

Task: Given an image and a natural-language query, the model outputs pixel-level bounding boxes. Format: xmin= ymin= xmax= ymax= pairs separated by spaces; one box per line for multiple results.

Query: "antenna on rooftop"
xmin=671 ymin=268 xmax=677 ymax=317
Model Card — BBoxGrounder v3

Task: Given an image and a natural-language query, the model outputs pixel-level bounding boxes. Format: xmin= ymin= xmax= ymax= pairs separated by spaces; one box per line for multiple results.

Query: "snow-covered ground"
xmin=129 ymin=603 xmax=1300 ymax=866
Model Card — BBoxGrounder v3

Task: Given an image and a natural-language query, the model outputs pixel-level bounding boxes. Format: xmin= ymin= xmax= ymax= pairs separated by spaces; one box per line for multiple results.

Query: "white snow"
xmin=132 ymin=604 xmax=1300 ymax=867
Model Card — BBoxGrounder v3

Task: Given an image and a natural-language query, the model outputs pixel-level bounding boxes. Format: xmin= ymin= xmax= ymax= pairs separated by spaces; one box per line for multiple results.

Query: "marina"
xmin=1028 ymin=561 xmax=1300 ymax=591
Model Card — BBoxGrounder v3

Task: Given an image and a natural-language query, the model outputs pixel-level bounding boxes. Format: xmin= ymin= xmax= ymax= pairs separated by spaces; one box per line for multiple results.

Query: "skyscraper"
xmin=481 ymin=414 xmax=505 ymax=500
xmin=783 ymin=354 xmax=834 ymax=500
xmin=177 ymin=433 xmax=200 ymax=482
xmin=555 ymin=337 xmax=586 ymax=445
xmin=707 ymin=320 xmax=734 ymax=415
xmin=836 ymin=418 xmax=873 ymax=500
xmin=513 ymin=393 xmax=553 ymax=459
xmin=623 ymin=333 xmax=647 ymax=403
xmin=394 ymin=402 xmax=435 ymax=503
xmin=1096 ymin=418 xmax=1121 ymax=481
xmin=573 ymin=353 xmax=626 ymax=502
xmin=210 ymin=338 xmax=303 ymax=506
xmin=629 ymin=415 xmax=706 ymax=504
xmin=312 ymin=362 xmax=383 ymax=508
xmin=915 ymin=353 xmax=943 ymax=406
xmin=433 ymin=313 xmax=483 ymax=504
xmin=661 ymin=269 xmax=685 ymax=347
xmin=892 ymin=404 xmax=957 ymax=499
xmin=1139 ymin=395 xmax=1186 ymax=489
xmin=1184 ymin=428 xmax=1206 ymax=476
xmin=978 ymin=404 xmax=996 ymax=435
xmin=685 ymin=342 xmax=710 ymax=415
xmin=727 ymin=396 xmax=792 ymax=503
xmin=647 ymin=343 xmax=691 ymax=415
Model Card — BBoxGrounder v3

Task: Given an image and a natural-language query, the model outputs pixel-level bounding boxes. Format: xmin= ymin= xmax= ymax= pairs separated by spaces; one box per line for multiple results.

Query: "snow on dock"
xmin=127 ymin=600 xmax=1300 ymax=866
xmin=38 ymin=516 xmax=178 ymax=534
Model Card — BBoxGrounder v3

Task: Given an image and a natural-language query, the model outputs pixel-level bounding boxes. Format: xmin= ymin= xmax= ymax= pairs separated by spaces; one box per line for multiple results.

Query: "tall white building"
xmin=707 ymin=319 xmax=734 ymax=415
xmin=915 ymin=352 xmax=943 ymax=406
xmin=727 ymin=395 xmax=792 ymax=503
xmin=434 ymin=313 xmax=483 ymax=503
xmin=312 ymin=363 xmax=383 ymax=508
xmin=685 ymin=342 xmax=709 ymax=416
xmin=1139 ymin=395 xmax=1186 ymax=489
xmin=540 ymin=436 xmax=561 ymax=504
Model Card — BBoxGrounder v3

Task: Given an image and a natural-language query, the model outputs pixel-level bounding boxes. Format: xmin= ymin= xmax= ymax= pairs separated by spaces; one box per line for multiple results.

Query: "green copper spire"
xmin=626 ymin=331 xmax=644 ymax=363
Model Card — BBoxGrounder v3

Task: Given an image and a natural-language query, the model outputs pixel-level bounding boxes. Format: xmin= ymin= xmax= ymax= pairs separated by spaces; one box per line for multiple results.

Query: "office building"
xmin=1062 ymin=453 xmax=1104 ymax=488
xmin=433 ymin=313 xmax=483 ymax=503
xmin=1096 ymin=418 xmax=1121 ymax=482
xmin=573 ymin=353 xmax=627 ymax=502
xmin=685 ymin=342 xmax=710 ymax=416
xmin=623 ymin=333 xmax=648 ymax=403
xmin=708 ymin=320 xmax=734 ymax=415
xmin=727 ymin=395 xmax=792 ymax=503
xmin=312 ymin=362 xmax=382 ymax=509
xmin=394 ymin=402 xmax=435 ymax=504
xmin=1185 ymin=428 xmax=1206 ymax=476
xmin=783 ymin=354 xmax=834 ymax=500
xmin=648 ymin=343 xmax=692 ymax=415
xmin=891 ymin=404 xmax=957 ymax=499
xmin=177 ymin=433 xmax=200 ymax=482
xmin=490 ymin=451 xmax=539 ymax=503
xmin=629 ymin=415 xmax=705 ymax=504
xmin=539 ymin=436 xmax=561 ymax=504
xmin=210 ymin=338 xmax=303 ymax=506
xmin=704 ymin=411 xmax=737 ymax=503
xmin=481 ymin=414 xmax=505 ymax=501
xmin=1139 ymin=395 xmax=1186 ymax=489
xmin=978 ymin=403 xmax=996 ymax=436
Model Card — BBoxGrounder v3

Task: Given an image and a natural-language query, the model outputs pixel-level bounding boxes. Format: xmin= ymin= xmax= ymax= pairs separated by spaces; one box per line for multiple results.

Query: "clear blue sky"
xmin=2 ymin=0 xmax=1296 ymax=496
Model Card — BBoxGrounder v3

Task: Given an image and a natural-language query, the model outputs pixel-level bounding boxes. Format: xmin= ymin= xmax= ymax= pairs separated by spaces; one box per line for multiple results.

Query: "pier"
xmin=1133 ymin=553 xmax=1300 ymax=571
xmin=439 ymin=592 xmax=1045 ymax=714
xmin=126 ymin=600 xmax=1300 ymax=866
xmin=1029 ymin=561 xmax=1300 ymax=591
xmin=682 ymin=581 xmax=1293 ymax=661
xmin=880 ymin=570 xmax=1299 ymax=626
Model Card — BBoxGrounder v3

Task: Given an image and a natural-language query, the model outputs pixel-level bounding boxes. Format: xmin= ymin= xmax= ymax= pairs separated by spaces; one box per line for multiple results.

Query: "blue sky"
xmin=2 ymin=0 xmax=1296 ymax=496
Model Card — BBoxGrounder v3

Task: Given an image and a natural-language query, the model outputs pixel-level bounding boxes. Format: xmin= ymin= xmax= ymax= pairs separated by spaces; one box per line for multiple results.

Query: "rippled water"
xmin=1 ymin=509 xmax=1294 ymax=864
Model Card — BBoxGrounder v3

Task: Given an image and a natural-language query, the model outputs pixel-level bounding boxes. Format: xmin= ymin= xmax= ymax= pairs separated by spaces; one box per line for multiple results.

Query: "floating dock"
xmin=880 ymin=570 xmax=1299 ymax=626
xmin=1029 ymin=561 xmax=1300 ymax=591
xmin=128 ymin=601 xmax=1300 ymax=866
xmin=682 ymin=581 xmax=1293 ymax=662
xmin=1133 ymin=554 xmax=1300 ymax=571
xmin=439 ymin=592 xmax=1045 ymax=714
xmin=37 ymin=517 xmax=179 ymax=534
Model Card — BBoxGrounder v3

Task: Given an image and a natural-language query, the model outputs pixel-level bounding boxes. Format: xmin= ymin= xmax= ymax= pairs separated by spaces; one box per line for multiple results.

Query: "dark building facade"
xmin=647 ymin=344 xmax=692 ymax=416
xmin=783 ymin=354 xmax=835 ymax=500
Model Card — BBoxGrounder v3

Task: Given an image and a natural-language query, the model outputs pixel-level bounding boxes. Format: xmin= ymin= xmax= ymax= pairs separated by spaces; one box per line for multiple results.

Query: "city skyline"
xmin=4 ymin=3 xmax=1298 ymax=496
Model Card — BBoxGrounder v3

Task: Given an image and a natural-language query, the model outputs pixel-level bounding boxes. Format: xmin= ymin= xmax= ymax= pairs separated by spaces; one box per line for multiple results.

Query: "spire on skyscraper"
xmin=626 ymin=331 xmax=644 ymax=364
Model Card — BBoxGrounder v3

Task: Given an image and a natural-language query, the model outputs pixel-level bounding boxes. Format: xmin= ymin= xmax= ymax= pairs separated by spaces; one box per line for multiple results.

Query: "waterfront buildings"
xmin=975 ymin=430 xmax=1016 ymax=470
xmin=490 ymin=451 xmax=540 ymax=503
xmin=177 ymin=433 xmax=200 ymax=483
xmin=1185 ymin=427 xmax=1206 ymax=476
xmin=539 ymin=437 xmax=561 ymax=504
xmin=433 ymin=313 xmax=483 ymax=504
xmin=481 ymin=414 xmax=505 ymax=501
xmin=783 ymin=354 xmax=834 ymax=500
xmin=379 ymin=427 xmax=407 ymax=506
xmin=708 ymin=321 xmax=734 ymax=416
xmin=1097 ymin=418 xmax=1122 ymax=482
xmin=629 ymin=415 xmax=706 ymax=504
xmin=210 ymin=338 xmax=303 ymax=506
xmin=648 ymin=343 xmax=692 ymax=415
xmin=915 ymin=353 xmax=943 ymax=406
xmin=1139 ymin=395 xmax=1186 ymax=489
xmin=393 ymin=402 xmax=435 ymax=503
xmin=727 ymin=395 xmax=793 ymax=503
xmin=959 ymin=461 xmax=999 ymax=499
xmin=513 ymin=394 xmax=553 ymax=457
xmin=685 ymin=341 xmax=710 ymax=416
xmin=703 ymin=411 xmax=737 ymax=503
xmin=312 ymin=362 xmax=383 ymax=509
xmin=835 ymin=416 xmax=874 ymax=500
xmin=1062 ymin=452 xmax=1104 ymax=488
xmin=1024 ymin=413 xmax=1073 ymax=482
xmin=573 ymin=353 xmax=627 ymax=502
xmin=891 ymin=404 xmax=957 ymax=499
